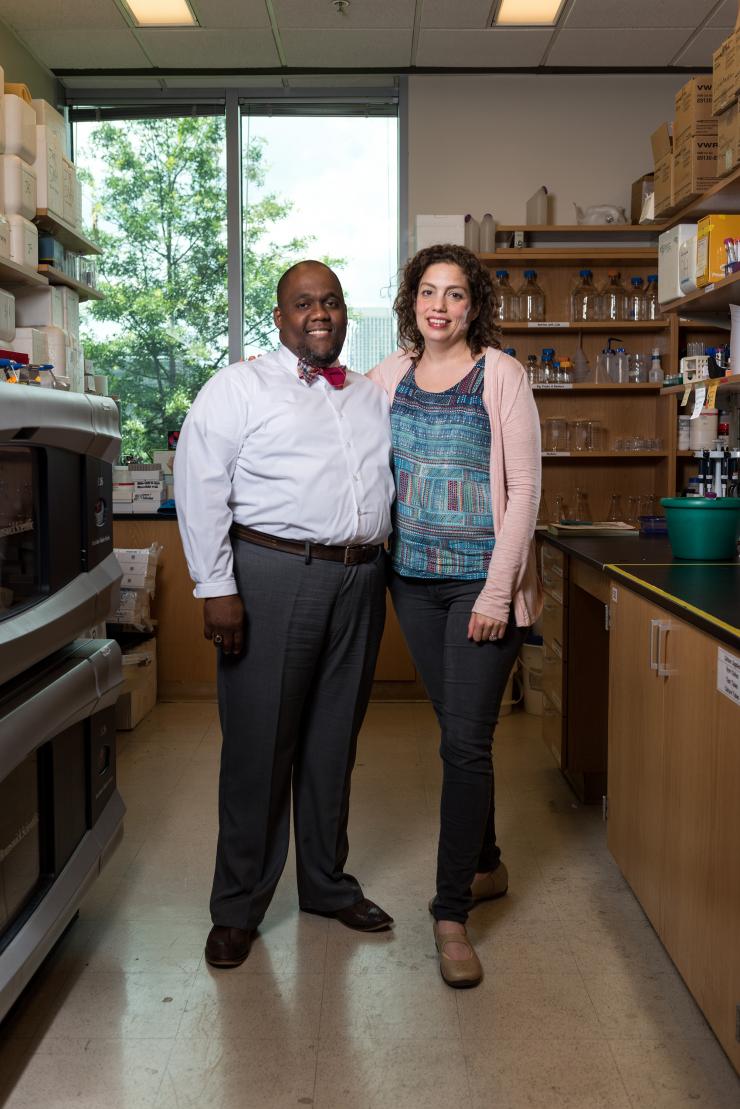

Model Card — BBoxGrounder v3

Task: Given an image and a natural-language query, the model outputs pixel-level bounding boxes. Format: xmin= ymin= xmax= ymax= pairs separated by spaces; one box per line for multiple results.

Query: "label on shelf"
xmin=691 ymin=385 xmax=707 ymax=418
xmin=527 ymin=321 xmax=570 ymax=328
xmin=717 ymin=648 xmax=740 ymax=707
xmin=542 ymin=451 xmax=570 ymax=457
xmin=707 ymin=381 xmax=719 ymax=408
xmin=533 ymin=384 xmax=574 ymax=390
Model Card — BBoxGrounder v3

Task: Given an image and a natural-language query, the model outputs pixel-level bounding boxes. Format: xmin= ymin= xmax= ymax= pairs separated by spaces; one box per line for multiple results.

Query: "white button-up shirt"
xmin=175 ymin=344 xmax=394 ymax=598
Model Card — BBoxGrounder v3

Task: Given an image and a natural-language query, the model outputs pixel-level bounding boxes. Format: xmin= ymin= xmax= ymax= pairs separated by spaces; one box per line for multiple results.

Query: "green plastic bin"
xmin=660 ymin=497 xmax=740 ymax=560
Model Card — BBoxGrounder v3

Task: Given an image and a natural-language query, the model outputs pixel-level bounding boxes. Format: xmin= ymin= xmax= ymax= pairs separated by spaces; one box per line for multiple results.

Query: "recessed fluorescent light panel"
xmin=495 ymin=0 xmax=564 ymax=25
xmin=123 ymin=0 xmax=198 ymax=26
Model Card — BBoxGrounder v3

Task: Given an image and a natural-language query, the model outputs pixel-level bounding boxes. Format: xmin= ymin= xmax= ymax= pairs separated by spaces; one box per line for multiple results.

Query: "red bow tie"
xmin=297 ymin=359 xmax=347 ymax=389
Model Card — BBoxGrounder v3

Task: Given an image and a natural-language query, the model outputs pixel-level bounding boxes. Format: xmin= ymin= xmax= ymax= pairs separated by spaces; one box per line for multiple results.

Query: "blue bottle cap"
xmin=503 ymin=348 xmax=516 ymax=356
xmin=579 ymin=269 xmax=592 ymax=277
xmin=495 ymin=269 xmax=508 ymax=278
xmin=647 ymin=274 xmax=658 ymax=281
xmin=631 ymin=277 xmax=643 ymax=286
xmin=523 ymin=269 xmax=536 ymax=279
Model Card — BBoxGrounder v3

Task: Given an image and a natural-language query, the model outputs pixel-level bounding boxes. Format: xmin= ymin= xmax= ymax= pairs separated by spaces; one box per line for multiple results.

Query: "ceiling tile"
xmin=0 ymin=0 xmax=126 ymax=30
xmin=280 ymin=28 xmax=413 ymax=66
xmin=421 ymin=1 xmax=492 ymax=28
xmin=416 ymin=28 xmax=553 ymax=67
xmin=547 ymin=27 xmax=698 ymax=66
xmin=566 ymin=0 xmax=716 ymax=28
xmin=273 ymin=0 xmax=415 ymax=29
xmin=20 ymin=29 xmax=150 ymax=68
xmin=189 ymin=0 xmax=271 ymax=27
xmin=163 ymin=74 xmax=285 ymax=86
xmin=673 ymin=26 xmax=731 ymax=66
xmin=708 ymin=0 xmax=738 ymax=28
xmin=137 ymin=28 xmax=281 ymax=67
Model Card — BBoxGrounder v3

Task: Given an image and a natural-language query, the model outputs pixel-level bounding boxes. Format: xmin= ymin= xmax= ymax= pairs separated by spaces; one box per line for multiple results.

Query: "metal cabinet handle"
xmin=649 ymin=618 xmax=660 ymax=670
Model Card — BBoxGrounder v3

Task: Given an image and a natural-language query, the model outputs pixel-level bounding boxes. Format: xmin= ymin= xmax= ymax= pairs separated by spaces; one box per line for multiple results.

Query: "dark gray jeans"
xmin=390 ymin=571 xmax=527 ymax=923
xmin=211 ymin=539 xmax=387 ymax=930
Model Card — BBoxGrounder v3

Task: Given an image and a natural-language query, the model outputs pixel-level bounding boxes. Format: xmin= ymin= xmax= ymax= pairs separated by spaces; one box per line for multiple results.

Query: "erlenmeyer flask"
xmin=607 ymin=493 xmax=623 ymax=522
xmin=551 ymin=494 xmax=566 ymax=524
xmin=574 ymin=488 xmax=592 ymax=522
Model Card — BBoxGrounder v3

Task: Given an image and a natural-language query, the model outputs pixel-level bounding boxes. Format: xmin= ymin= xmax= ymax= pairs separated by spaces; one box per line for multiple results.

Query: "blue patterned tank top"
xmin=390 ymin=356 xmax=495 ymax=579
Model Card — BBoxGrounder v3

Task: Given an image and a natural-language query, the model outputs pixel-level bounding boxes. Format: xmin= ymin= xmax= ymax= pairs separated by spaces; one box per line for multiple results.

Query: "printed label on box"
xmin=717 ymin=647 xmax=740 ymax=706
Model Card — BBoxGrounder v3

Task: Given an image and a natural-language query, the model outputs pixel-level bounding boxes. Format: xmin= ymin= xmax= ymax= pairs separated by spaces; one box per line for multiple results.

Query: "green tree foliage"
xmin=80 ymin=117 xmax=311 ymax=460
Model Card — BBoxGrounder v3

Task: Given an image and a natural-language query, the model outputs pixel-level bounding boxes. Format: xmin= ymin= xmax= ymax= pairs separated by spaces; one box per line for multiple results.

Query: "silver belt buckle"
xmin=343 ymin=545 xmax=354 ymax=566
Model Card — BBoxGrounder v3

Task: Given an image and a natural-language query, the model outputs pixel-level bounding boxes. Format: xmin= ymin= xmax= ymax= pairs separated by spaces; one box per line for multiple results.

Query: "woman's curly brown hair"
xmin=394 ymin=243 xmax=501 ymax=356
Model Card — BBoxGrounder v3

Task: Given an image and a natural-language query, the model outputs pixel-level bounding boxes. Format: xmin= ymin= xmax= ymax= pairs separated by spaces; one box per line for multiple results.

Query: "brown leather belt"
xmin=230 ymin=523 xmax=382 ymax=566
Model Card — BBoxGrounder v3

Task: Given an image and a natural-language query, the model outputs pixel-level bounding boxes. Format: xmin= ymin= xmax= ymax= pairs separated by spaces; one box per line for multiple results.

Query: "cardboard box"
xmin=33 ymin=124 xmax=63 ymax=219
xmin=0 ymin=154 xmax=36 ymax=220
xmin=112 ymin=484 xmax=134 ymax=503
xmin=716 ymin=99 xmax=740 ymax=176
xmin=651 ymin=122 xmax=673 ymax=162
xmin=712 ymin=29 xmax=740 ymax=115
xmin=115 ymin=638 xmax=157 ymax=730
xmin=415 ymin=214 xmax=465 ymax=252
xmin=658 ymin=224 xmax=697 ymax=303
xmin=653 ymin=154 xmax=675 ymax=216
xmin=13 ymin=285 xmax=64 ymax=329
xmin=674 ymin=78 xmax=715 ymax=141
xmin=152 ymin=450 xmax=176 ymax=475
xmin=672 ymin=132 xmax=719 ymax=207
xmin=630 ymin=173 xmax=654 ymax=222
xmin=695 ymin=213 xmax=740 ymax=286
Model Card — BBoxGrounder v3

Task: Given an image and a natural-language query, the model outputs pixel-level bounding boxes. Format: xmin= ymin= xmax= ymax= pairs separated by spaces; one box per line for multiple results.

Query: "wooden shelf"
xmin=34 ymin=211 xmax=102 ymax=255
xmin=661 ymin=271 xmax=740 ymax=315
xmin=532 ymin=383 xmax=662 ymax=392
xmin=480 ymin=249 xmax=658 ymax=265
xmin=496 ymin=225 xmax=664 ymax=234
xmin=542 ymin=452 xmax=668 ymax=460
xmin=661 ymin=375 xmax=740 ymax=396
xmin=500 ymin=320 xmax=669 ymax=332
xmin=661 ymin=163 xmax=740 ymax=229
xmin=38 ymin=265 xmax=103 ymax=301
xmin=0 ymin=256 xmax=49 ymax=288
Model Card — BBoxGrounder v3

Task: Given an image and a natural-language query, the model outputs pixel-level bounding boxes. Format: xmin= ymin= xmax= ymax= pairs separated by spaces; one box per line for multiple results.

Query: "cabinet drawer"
xmin=543 ymin=596 xmax=566 ymax=657
xmin=542 ymin=690 xmax=564 ymax=767
xmin=542 ymin=644 xmax=564 ymax=713
xmin=541 ymin=545 xmax=567 ymax=602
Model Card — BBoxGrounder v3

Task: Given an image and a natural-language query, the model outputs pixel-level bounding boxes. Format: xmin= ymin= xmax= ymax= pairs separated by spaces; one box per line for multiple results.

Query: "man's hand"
xmin=204 ymin=595 xmax=245 ymax=656
xmin=468 ymin=611 xmax=508 ymax=643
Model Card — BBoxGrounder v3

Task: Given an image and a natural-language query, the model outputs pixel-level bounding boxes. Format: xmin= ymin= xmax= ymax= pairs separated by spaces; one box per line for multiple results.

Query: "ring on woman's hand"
xmin=488 ymin=633 xmax=497 ymax=641
xmin=213 ymin=634 xmax=223 ymax=645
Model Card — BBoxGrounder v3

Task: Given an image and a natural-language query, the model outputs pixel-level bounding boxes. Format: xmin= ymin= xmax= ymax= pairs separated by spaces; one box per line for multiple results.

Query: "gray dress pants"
xmin=210 ymin=538 xmax=387 ymax=930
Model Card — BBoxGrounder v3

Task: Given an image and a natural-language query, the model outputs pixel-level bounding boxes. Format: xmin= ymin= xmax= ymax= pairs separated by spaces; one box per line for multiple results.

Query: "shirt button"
xmin=353 ymin=474 xmax=360 ymax=482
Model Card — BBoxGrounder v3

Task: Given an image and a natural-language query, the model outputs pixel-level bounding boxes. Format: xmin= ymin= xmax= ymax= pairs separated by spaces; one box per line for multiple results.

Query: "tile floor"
xmin=0 ymin=701 xmax=739 ymax=1108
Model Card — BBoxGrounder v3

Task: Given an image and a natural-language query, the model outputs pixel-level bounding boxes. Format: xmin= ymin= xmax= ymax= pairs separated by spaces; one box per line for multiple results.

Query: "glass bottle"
xmin=571 ymin=269 xmax=600 ymax=322
xmin=494 ymin=269 xmax=519 ymax=321
xmin=537 ymin=491 xmax=550 ymax=526
xmin=558 ymin=356 xmax=574 ymax=385
xmin=601 ymin=271 xmax=628 ymax=321
xmin=607 ymin=493 xmax=623 ymax=522
xmin=643 ymin=274 xmax=660 ymax=320
xmin=551 ymin=494 xmax=566 ymax=524
xmin=574 ymin=488 xmax=592 ymax=522
xmin=540 ymin=347 xmax=555 ymax=384
xmin=648 ymin=348 xmax=664 ymax=384
xmin=526 ymin=353 xmax=539 ymax=385
xmin=628 ymin=277 xmax=645 ymax=321
xmin=613 ymin=346 xmax=630 ymax=385
xmin=503 ymin=347 xmax=517 ymax=359
xmin=518 ymin=268 xmax=545 ymax=322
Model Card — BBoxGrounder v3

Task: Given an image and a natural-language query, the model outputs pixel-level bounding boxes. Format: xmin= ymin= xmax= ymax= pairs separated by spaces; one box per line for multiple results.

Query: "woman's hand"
xmin=468 ymin=611 xmax=508 ymax=643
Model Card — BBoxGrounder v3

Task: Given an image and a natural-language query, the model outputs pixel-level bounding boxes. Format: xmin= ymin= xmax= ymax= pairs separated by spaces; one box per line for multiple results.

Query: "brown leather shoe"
xmin=304 ymin=897 xmax=393 ymax=932
xmin=205 ymin=925 xmax=255 ymax=968
xmin=471 ymin=861 xmax=509 ymax=904
xmin=433 ymin=922 xmax=483 ymax=989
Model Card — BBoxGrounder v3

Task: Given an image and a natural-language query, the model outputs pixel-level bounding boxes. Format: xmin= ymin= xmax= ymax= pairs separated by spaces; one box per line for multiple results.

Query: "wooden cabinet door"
xmin=662 ymin=625 xmax=740 ymax=1069
xmin=607 ymin=585 xmax=666 ymax=927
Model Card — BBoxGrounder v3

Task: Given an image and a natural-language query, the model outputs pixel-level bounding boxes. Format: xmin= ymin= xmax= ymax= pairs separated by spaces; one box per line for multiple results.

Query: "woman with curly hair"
xmin=370 ymin=243 xmax=542 ymax=989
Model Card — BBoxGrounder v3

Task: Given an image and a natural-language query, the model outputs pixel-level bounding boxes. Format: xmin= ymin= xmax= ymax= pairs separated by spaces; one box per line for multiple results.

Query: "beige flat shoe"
xmin=471 ymin=861 xmax=509 ymax=904
xmin=432 ymin=922 xmax=483 ymax=989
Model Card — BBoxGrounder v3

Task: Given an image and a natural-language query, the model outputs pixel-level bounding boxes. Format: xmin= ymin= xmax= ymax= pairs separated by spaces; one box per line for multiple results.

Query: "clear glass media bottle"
xmin=518 ymin=269 xmax=546 ymax=322
xmin=601 ymin=271 xmax=628 ymax=321
xmin=571 ymin=269 xmax=600 ymax=322
xmin=494 ymin=269 xmax=519 ymax=321
xmin=628 ymin=277 xmax=645 ymax=321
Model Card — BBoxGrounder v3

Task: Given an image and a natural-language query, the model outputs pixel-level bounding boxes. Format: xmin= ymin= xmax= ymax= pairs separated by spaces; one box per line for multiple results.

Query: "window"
xmin=242 ymin=113 xmax=399 ymax=373
xmin=74 ymin=115 xmax=228 ymax=460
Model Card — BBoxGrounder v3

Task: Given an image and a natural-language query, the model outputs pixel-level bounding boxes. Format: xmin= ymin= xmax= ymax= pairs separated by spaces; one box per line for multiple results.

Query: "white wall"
xmin=408 ymin=74 xmax=688 ymax=232
xmin=0 ymin=18 xmax=58 ymax=103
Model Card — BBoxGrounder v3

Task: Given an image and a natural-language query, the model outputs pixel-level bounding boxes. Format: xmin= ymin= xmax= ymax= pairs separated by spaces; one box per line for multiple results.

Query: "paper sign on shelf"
xmin=717 ymin=648 xmax=740 ymax=707
xmin=528 ymin=321 xmax=570 ymax=329
xmin=691 ymin=385 xmax=707 ymax=418
xmin=681 ymin=385 xmax=692 ymax=407
xmin=706 ymin=380 xmax=719 ymax=408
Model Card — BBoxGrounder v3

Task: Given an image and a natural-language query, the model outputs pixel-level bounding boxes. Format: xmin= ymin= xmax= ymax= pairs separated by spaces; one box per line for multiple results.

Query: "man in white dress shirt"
xmin=175 ymin=261 xmax=395 ymax=967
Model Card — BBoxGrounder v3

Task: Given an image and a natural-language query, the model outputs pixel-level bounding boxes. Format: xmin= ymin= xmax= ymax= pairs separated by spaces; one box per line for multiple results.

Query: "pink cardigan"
xmin=369 ymin=347 xmax=543 ymax=627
